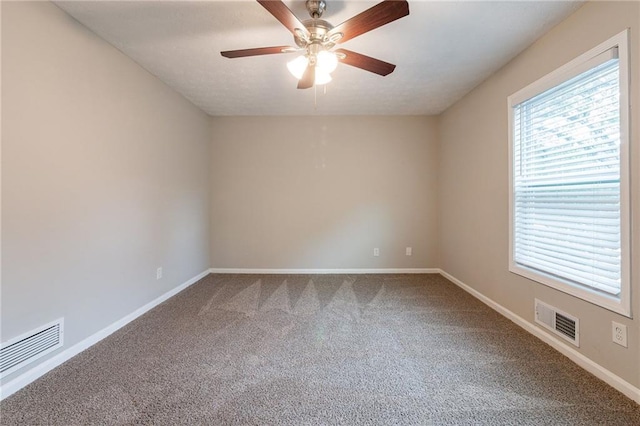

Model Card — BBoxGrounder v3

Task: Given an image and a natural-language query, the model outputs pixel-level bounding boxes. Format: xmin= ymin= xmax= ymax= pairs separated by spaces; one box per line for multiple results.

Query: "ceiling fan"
xmin=221 ymin=0 xmax=410 ymax=89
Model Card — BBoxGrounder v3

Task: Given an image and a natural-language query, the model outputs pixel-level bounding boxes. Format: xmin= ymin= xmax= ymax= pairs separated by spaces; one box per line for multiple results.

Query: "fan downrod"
xmin=306 ymin=0 xmax=326 ymax=18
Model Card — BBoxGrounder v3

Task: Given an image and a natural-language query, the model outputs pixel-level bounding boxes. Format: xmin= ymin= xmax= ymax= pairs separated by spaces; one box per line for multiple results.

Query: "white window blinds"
xmin=512 ymin=48 xmax=621 ymax=296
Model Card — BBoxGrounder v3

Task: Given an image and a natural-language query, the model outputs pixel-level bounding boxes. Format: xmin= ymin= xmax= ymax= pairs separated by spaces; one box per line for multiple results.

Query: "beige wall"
xmin=210 ymin=116 xmax=438 ymax=270
xmin=438 ymin=1 xmax=640 ymax=387
xmin=1 ymin=1 xmax=211 ymax=382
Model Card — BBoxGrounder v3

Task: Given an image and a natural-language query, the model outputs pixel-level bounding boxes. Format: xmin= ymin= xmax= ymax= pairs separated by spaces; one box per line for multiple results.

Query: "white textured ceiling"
xmin=54 ymin=0 xmax=583 ymax=116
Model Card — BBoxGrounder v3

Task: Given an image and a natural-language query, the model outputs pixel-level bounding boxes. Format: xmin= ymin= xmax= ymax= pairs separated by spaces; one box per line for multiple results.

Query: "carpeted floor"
xmin=2 ymin=273 xmax=640 ymax=425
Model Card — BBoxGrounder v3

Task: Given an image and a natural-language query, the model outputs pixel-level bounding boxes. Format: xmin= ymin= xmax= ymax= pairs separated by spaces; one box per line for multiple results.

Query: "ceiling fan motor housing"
xmin=294 ymin=19 xmax=334 ymax=49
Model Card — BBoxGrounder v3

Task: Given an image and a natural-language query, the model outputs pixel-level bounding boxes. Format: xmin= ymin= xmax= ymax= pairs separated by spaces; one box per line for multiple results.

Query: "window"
xmin=508 ymin=30 xmax=630 ymax=316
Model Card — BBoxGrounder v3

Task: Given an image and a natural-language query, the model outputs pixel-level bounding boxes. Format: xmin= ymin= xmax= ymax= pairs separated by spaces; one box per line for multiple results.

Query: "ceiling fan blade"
xmin=335 ymin=49 xmax=396 ymax=76
xmin=257 ymin=0 xmax=310 ymax=38
xmin=297 ymin=64 xmax=315 ymax=89
xmin=328 ymin=0 xmax=409 ymax=44
xmin=221 ymin=46 xmax=299 ymax=58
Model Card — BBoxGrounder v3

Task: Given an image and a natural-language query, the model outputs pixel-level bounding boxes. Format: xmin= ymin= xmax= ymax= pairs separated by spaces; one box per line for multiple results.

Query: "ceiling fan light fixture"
xmin=287 ymin=55 xmax=309 ymax=79
xmin=317 ymin=50 xmax=338 ymax=73
xmin=287 ymin=54 xmax=333 ymax=86
xmin=314 ymin=69 xmax=332 ymax=85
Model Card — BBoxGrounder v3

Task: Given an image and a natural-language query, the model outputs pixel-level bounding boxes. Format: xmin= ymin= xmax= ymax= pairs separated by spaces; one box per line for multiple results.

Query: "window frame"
xmin=508 ymin=29 xmax=631 ymax=317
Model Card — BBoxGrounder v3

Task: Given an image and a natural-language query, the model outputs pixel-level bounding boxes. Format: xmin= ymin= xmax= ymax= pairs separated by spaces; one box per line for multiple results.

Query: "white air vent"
xmin=534 ymin=299 xmax=579 ymax=347
xmin=1 ymin=318 xmax=64 ymax=378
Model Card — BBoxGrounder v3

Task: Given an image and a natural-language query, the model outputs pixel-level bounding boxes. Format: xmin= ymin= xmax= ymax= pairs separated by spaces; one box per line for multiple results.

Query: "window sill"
xmin=509 ymin=262 xmax=631 ymax=318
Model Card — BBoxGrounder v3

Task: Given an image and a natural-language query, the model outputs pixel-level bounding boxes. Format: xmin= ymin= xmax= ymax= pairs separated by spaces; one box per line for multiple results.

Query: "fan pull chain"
xmin=311 ymin=83 xmax=328 ymax=110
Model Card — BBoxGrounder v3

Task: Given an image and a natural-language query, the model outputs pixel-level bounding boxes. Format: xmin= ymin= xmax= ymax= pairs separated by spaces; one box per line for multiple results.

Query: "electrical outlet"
xmin=156 ymin=267 xmax=163 ymax=280
xmin=373 ymin=248 xmax=380 ymax=257
xmin=612 ymin=321 xmax=627 ymax=348
xmin=406 ymin=247 xmax=412 ymax=256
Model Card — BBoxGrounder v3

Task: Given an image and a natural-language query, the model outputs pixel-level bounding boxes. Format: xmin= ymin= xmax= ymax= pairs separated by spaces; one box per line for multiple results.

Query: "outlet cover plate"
xmin=612 ymin=321 xmax=628 ymax=348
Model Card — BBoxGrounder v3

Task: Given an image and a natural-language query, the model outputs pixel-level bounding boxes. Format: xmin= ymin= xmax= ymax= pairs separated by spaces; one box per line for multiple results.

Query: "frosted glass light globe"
xmin=287 ymin=56 xmax=309 ymax=79
xmin=286 ymin=54 xmax=334 ymax=85
xmin=317 ymin=51 xmax=338 ymax=74
xmin=314 ymin=70 xmax=332 ymax=85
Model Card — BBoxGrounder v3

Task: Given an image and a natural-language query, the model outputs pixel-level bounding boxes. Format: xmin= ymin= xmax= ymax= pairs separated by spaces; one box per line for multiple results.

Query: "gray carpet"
xmin=2 ymin=274 xmax=640 ymax=425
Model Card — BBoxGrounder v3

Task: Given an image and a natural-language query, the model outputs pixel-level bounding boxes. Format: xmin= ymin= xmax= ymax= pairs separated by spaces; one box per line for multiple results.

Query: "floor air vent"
xmin=534 ymin=299 xmax=579 ymax=347
xmin=1 ymin=318 xmax=64 ymax=378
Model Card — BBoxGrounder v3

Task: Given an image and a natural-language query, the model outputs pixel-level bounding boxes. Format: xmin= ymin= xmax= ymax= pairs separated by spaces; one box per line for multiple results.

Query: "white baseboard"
xmin=438 ymin=269 xmax=640 ymax=405
xmin=209 ymin=268 xmax=439 ymax=274
xmin=0 ymin=269 xmax=210 ymax=401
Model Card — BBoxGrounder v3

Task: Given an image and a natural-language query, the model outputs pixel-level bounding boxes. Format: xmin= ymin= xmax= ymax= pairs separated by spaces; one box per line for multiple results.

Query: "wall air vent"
xmin=1 ymin=319 xmax=64 ymax=378
xmin=534 ymin=299 xmax=579 ymax=347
